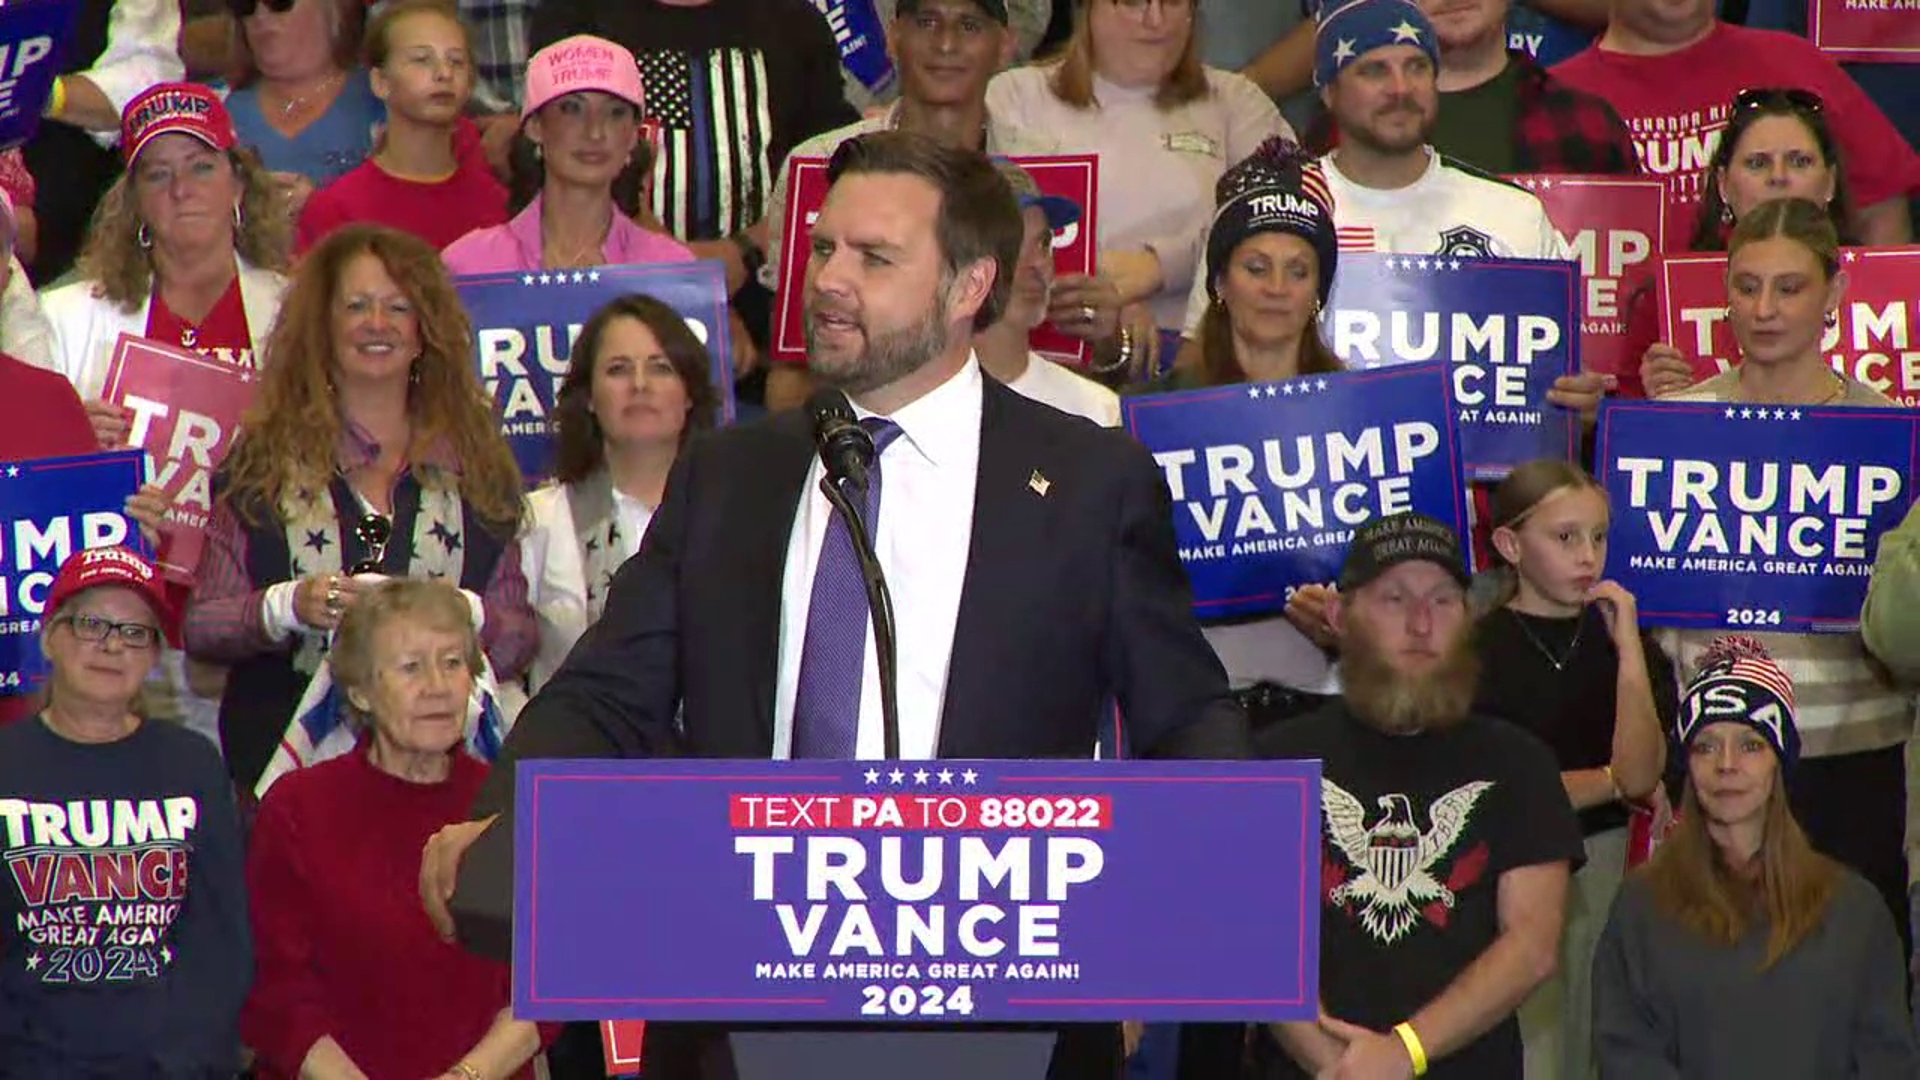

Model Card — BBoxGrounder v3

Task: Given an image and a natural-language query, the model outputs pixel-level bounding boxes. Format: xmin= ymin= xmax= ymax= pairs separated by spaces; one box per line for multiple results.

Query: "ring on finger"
xmin=1080 ymin=304 xmax=1097 ymax=323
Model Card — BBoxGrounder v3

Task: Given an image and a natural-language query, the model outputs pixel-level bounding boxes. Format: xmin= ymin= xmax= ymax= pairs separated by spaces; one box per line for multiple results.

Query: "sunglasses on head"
xmin=228 ymin=0 xmax=297 ymax=16
xmin=351 ymin=513 xmax=392 ymax=576
xmin=1733 ymin=87 xmax=1824 ymax=116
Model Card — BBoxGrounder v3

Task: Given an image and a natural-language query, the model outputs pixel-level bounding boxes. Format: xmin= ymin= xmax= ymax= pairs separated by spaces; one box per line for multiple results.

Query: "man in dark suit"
xmin=419 ymin=130 xmax=1251 ymax=1079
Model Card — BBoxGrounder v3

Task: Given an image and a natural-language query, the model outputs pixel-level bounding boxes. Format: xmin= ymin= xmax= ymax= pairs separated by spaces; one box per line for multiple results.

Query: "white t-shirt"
xmin=1005 ymin=353 xmax=1122 ymax=427
xmin=1182 ymin=147 xmax=1568 ymax=335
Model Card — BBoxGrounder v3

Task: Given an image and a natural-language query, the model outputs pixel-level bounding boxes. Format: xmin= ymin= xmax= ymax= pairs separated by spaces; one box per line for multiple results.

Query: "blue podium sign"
xmin=1324 ymin=252 xmax=1581 ymax=478
xmin=513 ymin=758 xmax=1321 ymax=1023
xmin=1123 ymin=363 xmax=1468 ymax=620
xmin=1595 ymin=399 xmax=1916 ymax=632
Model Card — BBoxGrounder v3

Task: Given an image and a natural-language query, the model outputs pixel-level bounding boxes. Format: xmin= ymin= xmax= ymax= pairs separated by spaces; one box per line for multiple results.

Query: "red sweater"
xmin=0 ymin=353 xmax=98 ymax=726
xmin=241 ymin=748 xmax=545 ymax=1079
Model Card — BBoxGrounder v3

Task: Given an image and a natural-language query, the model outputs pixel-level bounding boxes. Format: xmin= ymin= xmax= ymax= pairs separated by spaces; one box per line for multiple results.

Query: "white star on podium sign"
xmin=888 ymin=768 xmax=906 ymax=784
xmin=937 ymin=768 xmax=954 ymax=784
xmin=962 ymin=768 xmax=979 ymax=785
xmin=864 ymin=768 xmax=880 ymax=784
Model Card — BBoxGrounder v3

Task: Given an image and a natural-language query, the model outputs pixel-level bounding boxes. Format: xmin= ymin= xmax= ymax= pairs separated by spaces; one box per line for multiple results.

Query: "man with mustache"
xmin=419 ymin=129 xmax=1252 ymax=1079
xmin=1256 ymin=513 xmax=1583 ymax=1080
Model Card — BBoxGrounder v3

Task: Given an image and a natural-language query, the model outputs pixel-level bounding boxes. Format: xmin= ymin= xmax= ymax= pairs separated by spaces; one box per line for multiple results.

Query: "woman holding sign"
xmin=182 ymin=224 xmax=535 ymax=795
xmin=441 ymin=35 xmax=694 ymax=275
xmin=0 ymin=546 xmax=251 ymax=1076
xmin=1629 ymin=90 xmax=1857 ymax=400
xmin=1592 ymin=638 xmax=1916 ymax=1078
xmin=242 ymin=578 xmax=551 ymax=1080
xmin=1653 ymin=198 xmax=1914 ymax=951
xmin=42 ymin=81 xmax=292 ymax=440
xmin=519 ymin=294 xmax=718 ymax=692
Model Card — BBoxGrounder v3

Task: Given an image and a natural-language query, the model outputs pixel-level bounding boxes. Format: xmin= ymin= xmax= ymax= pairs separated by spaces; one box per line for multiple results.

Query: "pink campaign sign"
xmin=1510 ymin=174 xmax=1668 ymax=382
xmin=1809 ymin=0 xmax=1920 ymax=64
xmin=772 ymin=154 xmax=1100 ymax=368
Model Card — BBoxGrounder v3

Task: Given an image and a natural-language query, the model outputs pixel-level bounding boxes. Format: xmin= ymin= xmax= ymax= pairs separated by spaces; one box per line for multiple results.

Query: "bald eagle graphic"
xmin=1323 ymin=779 xmax=1493 ymax=944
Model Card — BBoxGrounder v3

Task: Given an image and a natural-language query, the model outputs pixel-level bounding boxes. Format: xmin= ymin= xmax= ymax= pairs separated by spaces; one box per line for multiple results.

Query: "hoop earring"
xmin=1824 ymin=311 xmax=1839 ymax=328
xmin=533 ymin=142 xmax=544 ymax=162
xmin=232 ymin=202 xmax=244 ymax=229
xmin=137 ymin=223 xmax=152 ymax=250
xmin=1720 ymin=203 xmax=1733 ymax=225
xmin=408 ymin=359 xmax=422 ymax=385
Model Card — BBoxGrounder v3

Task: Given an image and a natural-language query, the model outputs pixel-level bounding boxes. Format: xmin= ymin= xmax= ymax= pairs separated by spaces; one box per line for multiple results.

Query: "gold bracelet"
xmin=450 ymin=1063 xmax=484 ymax=1080
xmin=1603 ymin=764 xmax=1621 ymax=801
xmin=1394 ymin=1022 xmax=1429 ymax=1076
xmin=44 ymin=76 xmax=65 ymax=120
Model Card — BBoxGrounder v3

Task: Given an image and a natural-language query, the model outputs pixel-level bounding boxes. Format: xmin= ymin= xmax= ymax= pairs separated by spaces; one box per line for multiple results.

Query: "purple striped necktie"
xmin=791 ymin=418 xmax=903 ymax=758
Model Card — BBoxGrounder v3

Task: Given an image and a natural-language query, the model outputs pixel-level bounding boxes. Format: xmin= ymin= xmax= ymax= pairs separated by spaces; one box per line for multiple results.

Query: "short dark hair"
xmin=825 ymin=131 xmax=1022 ymax=331
xmin=552 ymin=293 xmax=720 ymax=484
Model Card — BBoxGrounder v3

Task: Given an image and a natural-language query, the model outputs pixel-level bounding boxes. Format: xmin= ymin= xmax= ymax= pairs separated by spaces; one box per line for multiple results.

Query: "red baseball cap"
xmin=120 ymin=82 xmax=237 ymax=166
xmin=44 ymin=546 xmax=179 ymax=647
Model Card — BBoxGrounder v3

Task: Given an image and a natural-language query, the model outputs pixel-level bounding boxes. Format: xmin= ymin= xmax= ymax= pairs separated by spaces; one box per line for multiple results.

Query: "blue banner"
xmin=1123 ymin=364 xmax=1469 ymax=621
xmin=0 ymin=0 xmax=78 ymax=150
xmin=812 ymin=0 xmax=895 ymax=96
xmin=0 ymin=451 xmax=150 ymax=697
xmin=1324 ymin=252 xmax=1581 ymax=479
xmin=1594 ymin=400 xmax=1917 ymax=632
xmin=513 ymin=758 xmax=1321 ymax=1023
xmin=455 ymin=261 xmax=737 ymax=483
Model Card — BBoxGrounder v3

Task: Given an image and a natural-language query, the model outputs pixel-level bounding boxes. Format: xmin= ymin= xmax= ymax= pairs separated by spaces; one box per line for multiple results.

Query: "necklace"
xmin=543 ymin=215 xmax=612 ymax=270
xmin=1508 ymin=607 xmax=1584 ymax=671
xmin=269 ymin=71 xmax=345 ymax=119
xmin=1736 ymin=366 xmax=1846 ymax=406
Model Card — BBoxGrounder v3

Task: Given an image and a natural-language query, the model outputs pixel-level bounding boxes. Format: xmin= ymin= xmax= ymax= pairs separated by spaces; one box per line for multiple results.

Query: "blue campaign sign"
xmin=1595 ymin=400 xmax=1917 ymax=632
xmin=0 ymin=0 xmax=78 ymax=150
xmin=513 ymin=758 xmax=1322 ymax=1024
xmin=0 ymin=451 xmax=150 ymax=695
xmin=1324 ymin=252 xmax=1581 ymax=479
xmin=456 ymin=261 xmax=737 ymax=483
xmin=1123 ymin=363 xmax=1469 ymax=620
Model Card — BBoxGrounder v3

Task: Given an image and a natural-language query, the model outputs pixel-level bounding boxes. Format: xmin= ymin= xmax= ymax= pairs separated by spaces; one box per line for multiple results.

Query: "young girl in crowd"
xmin=296 ymin=0 xmax=505 ymax=251
xmin=1592 ymin=638 xmax=1916 ymax=1078
xmin=1474 ymin=459 xmax=1677 ymax=1080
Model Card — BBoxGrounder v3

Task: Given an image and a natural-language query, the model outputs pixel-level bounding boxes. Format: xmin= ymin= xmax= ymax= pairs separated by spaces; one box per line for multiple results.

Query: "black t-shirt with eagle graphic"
xmin=1258 ymin=703 xmax=1584 ymax=1079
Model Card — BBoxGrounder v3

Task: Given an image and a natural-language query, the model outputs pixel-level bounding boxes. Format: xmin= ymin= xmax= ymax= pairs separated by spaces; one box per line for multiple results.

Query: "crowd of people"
xmin=0 ymin=0 xmax=1918 ymax=1077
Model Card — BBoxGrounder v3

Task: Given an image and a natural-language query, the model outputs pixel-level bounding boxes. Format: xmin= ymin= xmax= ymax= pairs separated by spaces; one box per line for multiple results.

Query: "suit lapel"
xmin=728 ymin=414 xmax=815 ymax=756
xmin=939 ymin=380 xmax=1050 ymax=757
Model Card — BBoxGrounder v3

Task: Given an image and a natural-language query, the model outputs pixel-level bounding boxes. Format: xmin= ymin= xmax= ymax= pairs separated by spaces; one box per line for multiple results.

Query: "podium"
xmin=454 ymin=758 xmax=1321 ymax=1078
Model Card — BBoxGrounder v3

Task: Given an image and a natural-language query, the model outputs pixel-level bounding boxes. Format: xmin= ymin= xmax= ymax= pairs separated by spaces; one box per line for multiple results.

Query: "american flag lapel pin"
xmin=1029 ymin=470 xmax=1051 ymax=497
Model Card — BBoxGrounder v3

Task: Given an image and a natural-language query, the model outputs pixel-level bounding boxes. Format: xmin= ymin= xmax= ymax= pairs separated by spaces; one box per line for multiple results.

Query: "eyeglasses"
xmin=228 ymin=0 xmax=296 ymax=16
xmin=1733 ymin=88 xmax=1824 ymax=116
xmin=1110 ymin=0 xmax=1194 ymax=17
xmin=350 ymin=513 xmax=392 ymax=575
xmin=60 ymin=614 xmax=161 ymax=650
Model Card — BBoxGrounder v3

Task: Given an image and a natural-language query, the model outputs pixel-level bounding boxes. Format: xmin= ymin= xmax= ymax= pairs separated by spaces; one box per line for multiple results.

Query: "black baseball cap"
xmin=898 ymin=0 xmax=1011 ymax=23
xmin=1337 ymin=513 xmax=1471 ymax=593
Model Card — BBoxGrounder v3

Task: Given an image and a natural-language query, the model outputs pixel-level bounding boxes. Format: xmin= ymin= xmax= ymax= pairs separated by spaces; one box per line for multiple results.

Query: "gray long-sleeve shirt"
xmin=1592 ymin=868 xmax=1916 ymax=1079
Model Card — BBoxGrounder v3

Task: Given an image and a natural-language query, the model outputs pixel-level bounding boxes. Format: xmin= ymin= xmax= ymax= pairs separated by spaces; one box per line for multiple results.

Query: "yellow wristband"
xmin=44 ymin=76 xmax=65 ymax=120
xmin=450 ymin=1063 xmax=484 ymax=1080
xmin=1394 ymin=1022 xmax=1429 ymax=1076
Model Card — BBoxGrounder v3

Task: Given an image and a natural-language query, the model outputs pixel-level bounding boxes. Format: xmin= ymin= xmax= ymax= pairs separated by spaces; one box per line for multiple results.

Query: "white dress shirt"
xmin=772 ymin=358 xmax=984 ymax=760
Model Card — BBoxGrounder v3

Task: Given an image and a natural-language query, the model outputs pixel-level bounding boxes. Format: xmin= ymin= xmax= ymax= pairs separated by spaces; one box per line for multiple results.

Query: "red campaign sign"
xmin=771 ymin=154 xmax=1100 ymax=368
xmin=98 ymin=333 xmax=258 ymax=583
xmin=1509 ymin=174 xmax=1667 ymax=381
xmin=1809 ymin=0 xmax=1920 ymax=64
xmin=1655 ymin=246 xmax=1920 ymax=405
xmin=600 ymin=1019 xmax=644 ymax=1076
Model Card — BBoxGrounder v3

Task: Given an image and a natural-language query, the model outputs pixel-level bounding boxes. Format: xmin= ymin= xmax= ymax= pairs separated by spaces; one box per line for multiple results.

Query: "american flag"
xmin=638 ymin=47 xmax=774 ymax=240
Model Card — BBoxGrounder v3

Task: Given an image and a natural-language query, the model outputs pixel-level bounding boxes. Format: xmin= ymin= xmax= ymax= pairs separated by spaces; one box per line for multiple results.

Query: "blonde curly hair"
xmin=75 ymin=145 xmax=291 ymax=312
xmin=217 ymin=223 xmax=523 ymax=535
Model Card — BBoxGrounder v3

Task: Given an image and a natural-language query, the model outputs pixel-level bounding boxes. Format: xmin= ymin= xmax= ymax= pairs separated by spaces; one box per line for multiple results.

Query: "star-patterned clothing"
xmin=181 ymin=421 xmax=535 ymax=790
xmin=529 ymin=0 xmax=860 ymax=242
xmin=1302 ymin=51 xmax=1640 ymax=177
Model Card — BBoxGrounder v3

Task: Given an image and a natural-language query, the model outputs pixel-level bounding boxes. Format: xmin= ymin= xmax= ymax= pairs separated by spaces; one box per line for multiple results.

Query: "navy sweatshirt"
xmin=0 ymin=716 xmax=252 ymax=1077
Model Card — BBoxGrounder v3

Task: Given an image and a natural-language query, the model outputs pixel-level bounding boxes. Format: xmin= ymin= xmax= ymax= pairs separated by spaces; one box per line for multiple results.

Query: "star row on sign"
xmin=1515 ymin=176 xmax=1562 ymax=191
xmin=521 ymin=270 xmax=605 ymax=286
xmin=864 ymin=767 xmax=980 ymax=786
xmin=1382 ymin=256 xmax=1464 ymax=272
xmin=1245 ymin=378 xmax=1332 ymax=399
xmin=1725 ymin=407 xmax=1803 ymax=420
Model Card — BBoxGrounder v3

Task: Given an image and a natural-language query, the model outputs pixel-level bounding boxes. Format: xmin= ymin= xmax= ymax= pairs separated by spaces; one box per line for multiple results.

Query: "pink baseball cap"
xmin=120 ymin=82 xmax=238 ymax=166
xmin=521 ymin=35 xmax=645 ymax=120
xmin=44 ymin=546 xmax=180 ymax=647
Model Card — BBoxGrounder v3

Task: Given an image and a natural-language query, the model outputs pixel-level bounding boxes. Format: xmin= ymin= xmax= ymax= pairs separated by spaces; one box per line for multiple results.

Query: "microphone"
xmin=806 ymin=388 xmax=876 ymax=494
xmin=801 ymin=388 xmax=903 ymax=760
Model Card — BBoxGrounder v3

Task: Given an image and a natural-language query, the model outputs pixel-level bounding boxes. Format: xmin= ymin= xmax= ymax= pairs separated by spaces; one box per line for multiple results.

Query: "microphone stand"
xmin=818 ymin=473 xmax=902 ymax=761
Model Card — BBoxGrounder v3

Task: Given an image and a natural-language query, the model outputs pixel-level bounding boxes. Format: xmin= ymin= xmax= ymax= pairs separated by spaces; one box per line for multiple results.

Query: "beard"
xmin=805 ymin=292 xmax=953 ymax=396
xmin=1341 ymin=102 xmax=1436 ymax=156
xmin=1338 ymin=621 xmax=1481 ymax=736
